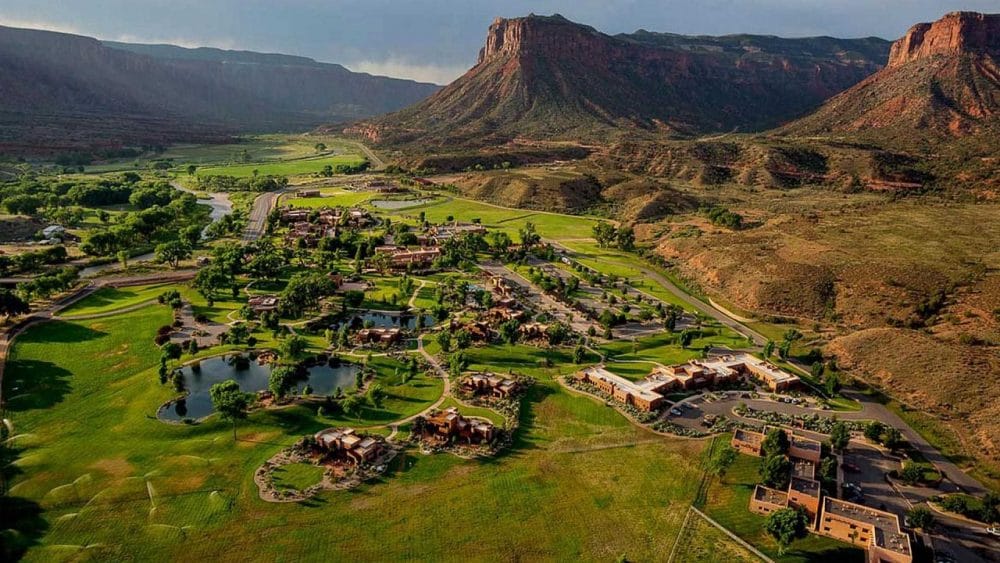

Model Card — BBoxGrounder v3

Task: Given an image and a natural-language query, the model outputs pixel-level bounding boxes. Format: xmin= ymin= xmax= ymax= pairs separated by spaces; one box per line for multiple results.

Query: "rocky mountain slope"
xmin=352 ymin=14 xmax=889 ymax=147
xmin=781 ymin=12 xmax=1000 ymax=151
xmin=0 ymin=25 xmax=439 ymax=154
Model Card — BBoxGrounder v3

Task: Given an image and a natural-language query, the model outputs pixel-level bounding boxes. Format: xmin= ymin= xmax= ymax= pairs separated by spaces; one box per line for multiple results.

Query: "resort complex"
xmin=576 ymin=353 xmax=800 ymax=412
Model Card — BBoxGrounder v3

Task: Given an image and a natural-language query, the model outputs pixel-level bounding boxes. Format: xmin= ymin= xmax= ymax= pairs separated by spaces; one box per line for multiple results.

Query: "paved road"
xmin=669 ymin=388 xmax=988 ymax=497
xmin=545 ymin=239 xmax=768 ymax=346
xmin=479 ymin=260 xmax=596 ymax=335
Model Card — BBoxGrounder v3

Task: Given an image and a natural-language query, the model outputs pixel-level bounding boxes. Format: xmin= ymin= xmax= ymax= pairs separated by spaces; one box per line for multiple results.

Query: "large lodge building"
xmin=575 ymin=353 xmax=800 ymax=412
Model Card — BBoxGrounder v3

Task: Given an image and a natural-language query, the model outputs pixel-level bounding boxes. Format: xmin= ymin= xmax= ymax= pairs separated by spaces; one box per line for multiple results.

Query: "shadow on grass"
xmin=785 ymin=546 xmax=865 ymax=563
xmin=2 ymin=359 xmax=74 ymax=412
xmin=0 ymin=495 xmax=47 ymax=561
xmin=18 ymin=320 xmax=105 ymax=344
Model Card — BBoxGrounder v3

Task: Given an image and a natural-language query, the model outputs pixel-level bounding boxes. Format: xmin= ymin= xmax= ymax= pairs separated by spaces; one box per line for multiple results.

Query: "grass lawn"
xmin=673 ymin=508 xmax=765 ymax=562
xmin=58 ymin=283 xmax=174 ymax=317
xmin=4 ymin=307 xmax=718 ymax=562
xmin=703 ymin=451 xmax=864 ymax=563
xmin=599 ymin=331 xmax=747 ymax=366
xmin=281 ymin=188 xmax=373 ymax=209
xmin=271 ymin=463 xmax=325 ymax=492
xmin=197 ymin=154 xmax=365 ymax=179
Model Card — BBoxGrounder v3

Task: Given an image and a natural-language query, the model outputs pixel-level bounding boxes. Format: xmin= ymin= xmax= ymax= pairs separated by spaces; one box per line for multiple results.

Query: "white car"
xmin=669 ymin=408 xmax=682 ymax=416
xmin=986 ymin=526 xmax=1000 ymax=537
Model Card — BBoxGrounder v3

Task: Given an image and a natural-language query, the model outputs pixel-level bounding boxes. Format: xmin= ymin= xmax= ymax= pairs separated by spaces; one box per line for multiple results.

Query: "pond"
xmin=158 ymin=354 xmax=360 ymax=422
xmin=344 ymin=310 xmax=436 ymax=330
xmin=369 ymin=197 xmax=436 ymax=209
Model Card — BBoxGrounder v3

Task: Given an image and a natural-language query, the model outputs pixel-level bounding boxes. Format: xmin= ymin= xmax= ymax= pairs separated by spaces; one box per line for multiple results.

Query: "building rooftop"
xmin=734 ymin=428 xmax=765 ymax=447
xmin=792 ymin=459 xmax=817 ymax=480
xmin=823 ymin=497 xmax=911 ymax=557
xmin=753 ymin=484 xmax=789 ymax=507
xmin=579 ymin=366 xmax=663 ymax=404
xmin=790 ymin=434 xmax=822 ymax=452
xmin=789 ymin=476 xmax=821 ymax=498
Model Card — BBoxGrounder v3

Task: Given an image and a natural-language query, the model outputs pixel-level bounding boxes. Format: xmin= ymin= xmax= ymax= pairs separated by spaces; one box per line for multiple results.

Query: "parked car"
xmin=842 ymin=462 xmax=861 ymax=473
xmin=670 ymin=409 xmax=682 ymax=416
xmin=986 ymin=526 xmax=1000 ymax=537
xmin=679 ymin=402 xmax=694 ymax=410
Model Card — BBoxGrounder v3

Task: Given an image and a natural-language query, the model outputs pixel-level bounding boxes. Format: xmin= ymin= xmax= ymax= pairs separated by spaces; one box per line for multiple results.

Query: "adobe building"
xmin=749 ymin=484 xmax=789 ymax=518
xmin=422 ymin=407 xmax=496 ymax=444
xmin=247 ymin=295 xmax=280 ymax=314
xmin=651 ymin=353 xmax=799 ymax=393
xmin=314 ymin=427 xmax=385 ymax=466
xmin=731 ymin=428 xmax=766 ymax=456
xmin=353 ymin=327 xmax=402 ymax=346
xmin=461 ymin=373 xmax=521 ymax=399
xmin=787 ymin=476 xmax=822 ymax=526
xmin=575 ymin=366 xmax=666 ymax=412
xmin=373 ymin=245 xmax=441 ymax=269
xmin=818 ymin=497 xmax=912 ymax=563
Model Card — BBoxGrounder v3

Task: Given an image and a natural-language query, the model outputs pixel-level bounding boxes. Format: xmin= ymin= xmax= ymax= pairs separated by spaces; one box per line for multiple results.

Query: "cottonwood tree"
xmin=705 ymin=443 xmax=737 ymax=483
xmin=829 ymin=421 xmax=851 ymax=452
xmin=210 ymin=380 xmax=251 ymax=440
xmin=765 ymin=508 xmax=809 ymax=555
xmin=0 ymin=289 xmax=29 ymax=318
xmin=155 ymin=240 xmax=192 ymax=268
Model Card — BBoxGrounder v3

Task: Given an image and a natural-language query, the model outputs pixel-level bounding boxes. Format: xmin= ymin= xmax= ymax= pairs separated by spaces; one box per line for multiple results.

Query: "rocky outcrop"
xmin=888 ymin=12 xmax=1000 ymax=67
xmin=355 ymin=13 xmax=889 ymax=148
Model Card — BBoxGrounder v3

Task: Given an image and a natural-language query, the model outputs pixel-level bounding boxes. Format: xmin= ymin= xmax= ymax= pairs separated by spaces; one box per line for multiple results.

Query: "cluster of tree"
xmin=523 ymin=265 xmax=579 ymax=299
xmin=763 ymin=329 xmax=803 ymax=360
xmin=703 ymin=205 xmax=744 ymax=230
xmin=760 ymin=428 xmax=792 ymax=490
xmin=862 ymin=421 xmax=905 ymax=452
xmin=0 ymin=245 xmax=68 ymax=277
xmin=79 ymin=193 xmax=205 ymax=258
xmin=0 ymin=174 xmax=148 ymax=216
xmin=279 ymin=273 xmax=337 ymax=318
xmin=196 ymin=174 xmax=288 ymax=192
xmin=592 ymin=222 xmax=636 ymax=251
xmin=938 ymin=493 xmax=1000 ymax=524
xmin=16 ymin=267 xmax=78 ymax=302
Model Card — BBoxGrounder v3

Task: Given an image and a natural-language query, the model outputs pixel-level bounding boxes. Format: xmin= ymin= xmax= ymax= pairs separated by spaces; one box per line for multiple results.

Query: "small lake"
xmin=369 ymin=198 xmax=436 ymax=209
xmin=158 ymin=355 xmax=360 ymax=422
xmin=344 ymin=310 xmax=435 ymax=330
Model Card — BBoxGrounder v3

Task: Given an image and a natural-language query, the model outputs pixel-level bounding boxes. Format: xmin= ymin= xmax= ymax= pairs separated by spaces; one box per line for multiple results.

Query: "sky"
xmin=1 ymin=1 xmax=996 ymax=85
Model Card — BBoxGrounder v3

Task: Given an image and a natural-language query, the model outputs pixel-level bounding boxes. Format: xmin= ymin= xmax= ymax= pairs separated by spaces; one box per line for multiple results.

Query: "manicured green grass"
xmin=674 ymin=509 xmax=765 ymax=562
xmin=198 ymin=154 xmax=366 ymax=178
xmin=58 ymin=283 xmax=174 ymax=317
xmin=599 ymin=331 xmax=747 ymax=366
xmin=703 ymin=451 xmax=864 ymax=563
xmin=271 ymin=463 xmax=324 ymax=492
xmin=5 ymin=309 xmax=717 ymax=561
xmin=317 ymin=356 xmax=444 ymax=427
xmin=281 ymin=188 xmax=373 ymax=209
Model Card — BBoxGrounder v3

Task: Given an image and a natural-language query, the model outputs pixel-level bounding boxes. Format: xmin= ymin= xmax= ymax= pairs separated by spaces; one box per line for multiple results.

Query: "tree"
xmin=436 ymin=330 xmax=451 ymax=353
xmin=573 ymin=345 xmax=587 ymax=364
xmin=314 ymin=142 xmax=327 ymax=152
xmin=155 ymin=240 xmax=192 ymax=268
xmin=194 ymin=265 xmax=233 ymax=303
xmin=679 ymin=329 xmax=696 ymax=348
xmin=0 ymin=289 xmax=29 ymax=318
xmin=592 ymin=222 xmax=617 ymax=248
xmin=186 ymin=164 xmax=197 ymax=176
xmin=864 ymin=421 xmax=886 ymax=443
xmin=615 ymin=226 xmax=635 ymax=251
xmin=883 ymin=427 xmax=905 ymax=451
xmin=268 ymin=365 xmax=297 ymax=399
xmin=518 ymin=221 xmax=540 ymax=246
xmin=279 ymin=334 xmax=307 ymax=361
xmin=342 ymin=394 xmax=364 ymax=421
xmin=819 ymin=456 xmax=838 ymax=486
xmin=829 ymin=421 xmax=850 ymax=452
xmin=210 ymin=380 xmax=250 ymax=440
xmin=366 ymin=383 xmax=387 ymax=408
xmin=763 ymin=340 xmax=775 ymax=358
xmin=762 ymin=428 xmax=790 ymax=458
xmin=705 ymin=443 xmax=737 ymax=482
xmin=906 ymin=506 xmax=933 ymax=531
xmin=454 ymin=329 xmax=472 ymax=350
xmin=499 ymin=319 xmax=520 ymax=345
xmin=545 ymin=322 xmax=569 ymax=346
xmin=765 ymin=508 xmax=808 ymax=555
xmin=899 ymin=462 xmax=926 ymax=486
xmin=761 ymin=454 xmax=792 ymax=489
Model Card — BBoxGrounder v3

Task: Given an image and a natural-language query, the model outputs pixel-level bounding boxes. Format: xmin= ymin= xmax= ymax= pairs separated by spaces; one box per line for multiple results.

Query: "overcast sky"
xmin=1 ymin=1 xmax=995 ymax=84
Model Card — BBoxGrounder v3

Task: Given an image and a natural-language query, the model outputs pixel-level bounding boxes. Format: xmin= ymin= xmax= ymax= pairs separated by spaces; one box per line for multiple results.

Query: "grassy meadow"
xmin=3 ymin=300 xmax=721 ymax=561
